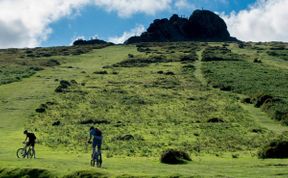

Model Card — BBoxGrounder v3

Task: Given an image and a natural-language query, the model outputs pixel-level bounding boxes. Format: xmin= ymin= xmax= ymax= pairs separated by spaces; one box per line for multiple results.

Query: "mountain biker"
xmin=88 ymin=126 xmax=102 ymax=163
xmin=23 ymin=130 xmax=36 ymax=158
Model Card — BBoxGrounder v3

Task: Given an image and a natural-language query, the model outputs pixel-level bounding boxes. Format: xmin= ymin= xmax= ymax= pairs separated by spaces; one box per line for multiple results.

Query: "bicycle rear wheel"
xmin=16 ymin=148 xmax=26 ymax=158
xmin=90 ymin=159 xmax=95 ymax=167
xmin=97 ymin=154 xmax=102 ymax=167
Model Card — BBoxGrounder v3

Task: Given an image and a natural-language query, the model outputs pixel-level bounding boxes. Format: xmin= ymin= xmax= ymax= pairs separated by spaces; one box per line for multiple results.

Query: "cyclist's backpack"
xmin=30 ymin=133 xmax=36 ymax=141
xmin=95 ymin=128 xmax=102 ymax=136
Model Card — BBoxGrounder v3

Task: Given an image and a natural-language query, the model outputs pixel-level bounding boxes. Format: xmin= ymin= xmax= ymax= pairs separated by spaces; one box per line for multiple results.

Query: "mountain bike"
xmin=90 ymin=150 xmax=102 ymax=167
xmin=16 ymin=143 xmax=34 ymax=158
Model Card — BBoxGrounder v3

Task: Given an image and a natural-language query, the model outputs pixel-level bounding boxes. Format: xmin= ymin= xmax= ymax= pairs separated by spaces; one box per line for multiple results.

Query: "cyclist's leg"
xmin=92 ymin=141 xmax=96 ymax=160
xmin=96 ymin=144 xmax=102 ymax=164
xmin=24 ymin=142 xmax=30 ymax=156
xmin=31 ymin=146 xmax=36 ymax=158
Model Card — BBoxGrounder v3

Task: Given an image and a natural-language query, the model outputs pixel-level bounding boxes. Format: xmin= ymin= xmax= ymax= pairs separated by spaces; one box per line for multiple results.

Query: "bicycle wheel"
xmin=16 ymin=148 xmax=26 ymax=158
xmin=90 ymin=159 xmax=95 ymax=167
xmin=96 ymin=154 xmax=102 ymax=168
xmin=26 ymin=148 xmax=33 ymax=158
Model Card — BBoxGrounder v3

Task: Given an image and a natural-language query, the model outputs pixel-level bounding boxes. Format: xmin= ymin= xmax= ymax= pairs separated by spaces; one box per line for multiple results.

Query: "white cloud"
xmin=108 ymin=25 xmax=145 ymax=44
xmin=0 ymin=0 xmax=201 ymax=48
xmin=0 ymin=0 xmax=176 ymax=48
xmin=0 ymin=0 xmax=90 ymax=48
xmin=93 ymin=0 xmax=172 ymax=17
xmin=174 ymin=0 xmax=195 ymax=10
xmin=223 ymin=0 xmax=288 ymax=42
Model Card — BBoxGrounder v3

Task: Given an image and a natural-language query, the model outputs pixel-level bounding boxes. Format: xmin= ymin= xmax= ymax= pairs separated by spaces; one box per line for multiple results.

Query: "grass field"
xmin=0 ymin=42 xmax=288 ymax=177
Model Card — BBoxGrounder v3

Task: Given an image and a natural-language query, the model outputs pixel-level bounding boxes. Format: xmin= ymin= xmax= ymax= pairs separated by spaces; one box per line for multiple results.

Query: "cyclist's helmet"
xmin=23 ymin=130 xmax=28 ymax=134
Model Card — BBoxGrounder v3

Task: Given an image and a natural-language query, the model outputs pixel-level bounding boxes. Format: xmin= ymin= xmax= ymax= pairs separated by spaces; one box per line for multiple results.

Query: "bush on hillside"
xmin=55 ymin=80 xmax=74 ymax=93
xmin=202 ymin=46 xmax=242 ymax=61
xmin=160 ymin=149 xmax=191 ymax=164
xmin=253 ymin=94 xmax=274 ymax=108
xmin=258 ymin=139 xmax=288 ymax=159
xmin=93 ymin=70 xmax=108 ymax=74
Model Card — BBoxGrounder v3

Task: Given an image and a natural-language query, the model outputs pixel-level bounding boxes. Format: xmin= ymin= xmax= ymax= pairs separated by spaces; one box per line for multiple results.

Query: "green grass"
xmin=0 ymin=43 xmax=288 ymax=177
xmin=202 ymin=57 xmax=288 ymax=124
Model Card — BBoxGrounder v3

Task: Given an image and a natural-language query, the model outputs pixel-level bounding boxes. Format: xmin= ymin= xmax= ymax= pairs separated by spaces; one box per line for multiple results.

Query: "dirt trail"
xmin=194 ymin=50 xmax=208 ymax=87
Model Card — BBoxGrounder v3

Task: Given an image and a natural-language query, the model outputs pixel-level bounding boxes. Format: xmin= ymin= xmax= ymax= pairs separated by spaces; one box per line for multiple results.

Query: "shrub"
xmin=55 ymin=80 xmax=72 ymax=93
xmin=79 ymin=119 xmax=111 ymax=125
xmin=258 ymin=139 xmax=288 ymax=158
xmin=113 ymin=134 xmax=135 ymax=141
xmin=212 ymin=83 xmax=233 ymax=91
xmin=241 ymin=97 xmax=252 ymax=104
xmin=253 ymin=94 xmax=274 ymax=108
xmin=112 ymin=55 xmax=173 ymax=68
xmin=253 ymin=58 xmax=262 ymax=63
xmin=202 ymin=46 xmax=242 ymax=61
xmin=165 ymin=71 xmax=175 ymax=75
xmin=42 ymin=59 xmax=60 ymax=67
xmin=180 ymin=53 xmax=198 ymax=62
xmin=94 ymin=70 xmax=108 ymax=74
xmin=160 ymin=149 xmax=191 ymax=164
xmin=35 ymin=104 xmax=47 ymax=113
xmin=52 ymin=121 xmax=61 ymax=126
xmin=207 ymin=118 xmax=224 ymax=123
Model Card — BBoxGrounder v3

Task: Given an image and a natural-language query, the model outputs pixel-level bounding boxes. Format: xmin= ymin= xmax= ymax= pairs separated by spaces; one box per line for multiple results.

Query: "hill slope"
xmin=0 ymin=42 xmax=288 ymax=177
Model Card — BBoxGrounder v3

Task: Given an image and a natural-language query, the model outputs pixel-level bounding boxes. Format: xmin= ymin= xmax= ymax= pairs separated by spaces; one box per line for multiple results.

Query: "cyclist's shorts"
xmin=92 ymin=136 xmax=102 ymax=148
xmin=26 ymin=141 xmax=35 ymax=147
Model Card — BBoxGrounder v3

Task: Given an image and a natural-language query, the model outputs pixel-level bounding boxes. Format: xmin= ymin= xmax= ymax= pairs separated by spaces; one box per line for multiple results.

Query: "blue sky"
xmin=0 ymin=0 xmax=287 ymax=48
xmin=43 ymin=0 xmax=256 ymax=46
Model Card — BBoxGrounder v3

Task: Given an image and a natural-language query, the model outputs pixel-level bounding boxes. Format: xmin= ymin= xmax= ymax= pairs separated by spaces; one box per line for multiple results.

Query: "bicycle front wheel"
xmin=16 ymin=148 xmax=26 ymax=158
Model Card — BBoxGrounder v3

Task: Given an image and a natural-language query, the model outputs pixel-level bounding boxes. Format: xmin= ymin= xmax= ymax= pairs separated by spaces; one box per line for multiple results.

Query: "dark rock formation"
xmin=73 ymin=38 xmax=112 ymax=46
xmin=125 ymin=10 xmax=237 ymax=44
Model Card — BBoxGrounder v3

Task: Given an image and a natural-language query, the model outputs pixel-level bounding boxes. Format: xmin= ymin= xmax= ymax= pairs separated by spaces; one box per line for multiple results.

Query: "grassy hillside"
xmin=0 ymin=42 xmax=288 ymax=177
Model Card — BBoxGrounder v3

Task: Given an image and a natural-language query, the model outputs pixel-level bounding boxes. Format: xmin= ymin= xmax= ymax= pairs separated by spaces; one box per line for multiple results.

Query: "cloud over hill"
xmin=223 ymin=0 xmax=288 ymax=42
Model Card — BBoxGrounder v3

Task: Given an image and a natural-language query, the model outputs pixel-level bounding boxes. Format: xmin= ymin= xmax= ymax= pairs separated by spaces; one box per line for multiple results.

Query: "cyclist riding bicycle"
xmin=23 ymin=130 xmax=37 ymax=159
xmin=88 ymin=126 xmax=102 ymax=164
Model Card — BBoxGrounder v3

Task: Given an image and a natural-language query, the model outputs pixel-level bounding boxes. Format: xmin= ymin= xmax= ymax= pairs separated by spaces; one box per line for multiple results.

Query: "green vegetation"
xmin=0 ymin=65 xmax=37 ymax=84
xmin=203 ymin=45 xmax=288 ymax=125
xmin=202 ymin=45 xmax=244 ymax=61
xmin=0 ymin=42 xmax=288 ymax=177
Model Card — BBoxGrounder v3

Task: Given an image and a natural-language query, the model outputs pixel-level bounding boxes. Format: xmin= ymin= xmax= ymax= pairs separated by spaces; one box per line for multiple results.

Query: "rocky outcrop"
xmin=73 ymin=38 xmax=112 ymax=46
xmin=125 ymin=10 xmax=237 ymax=44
